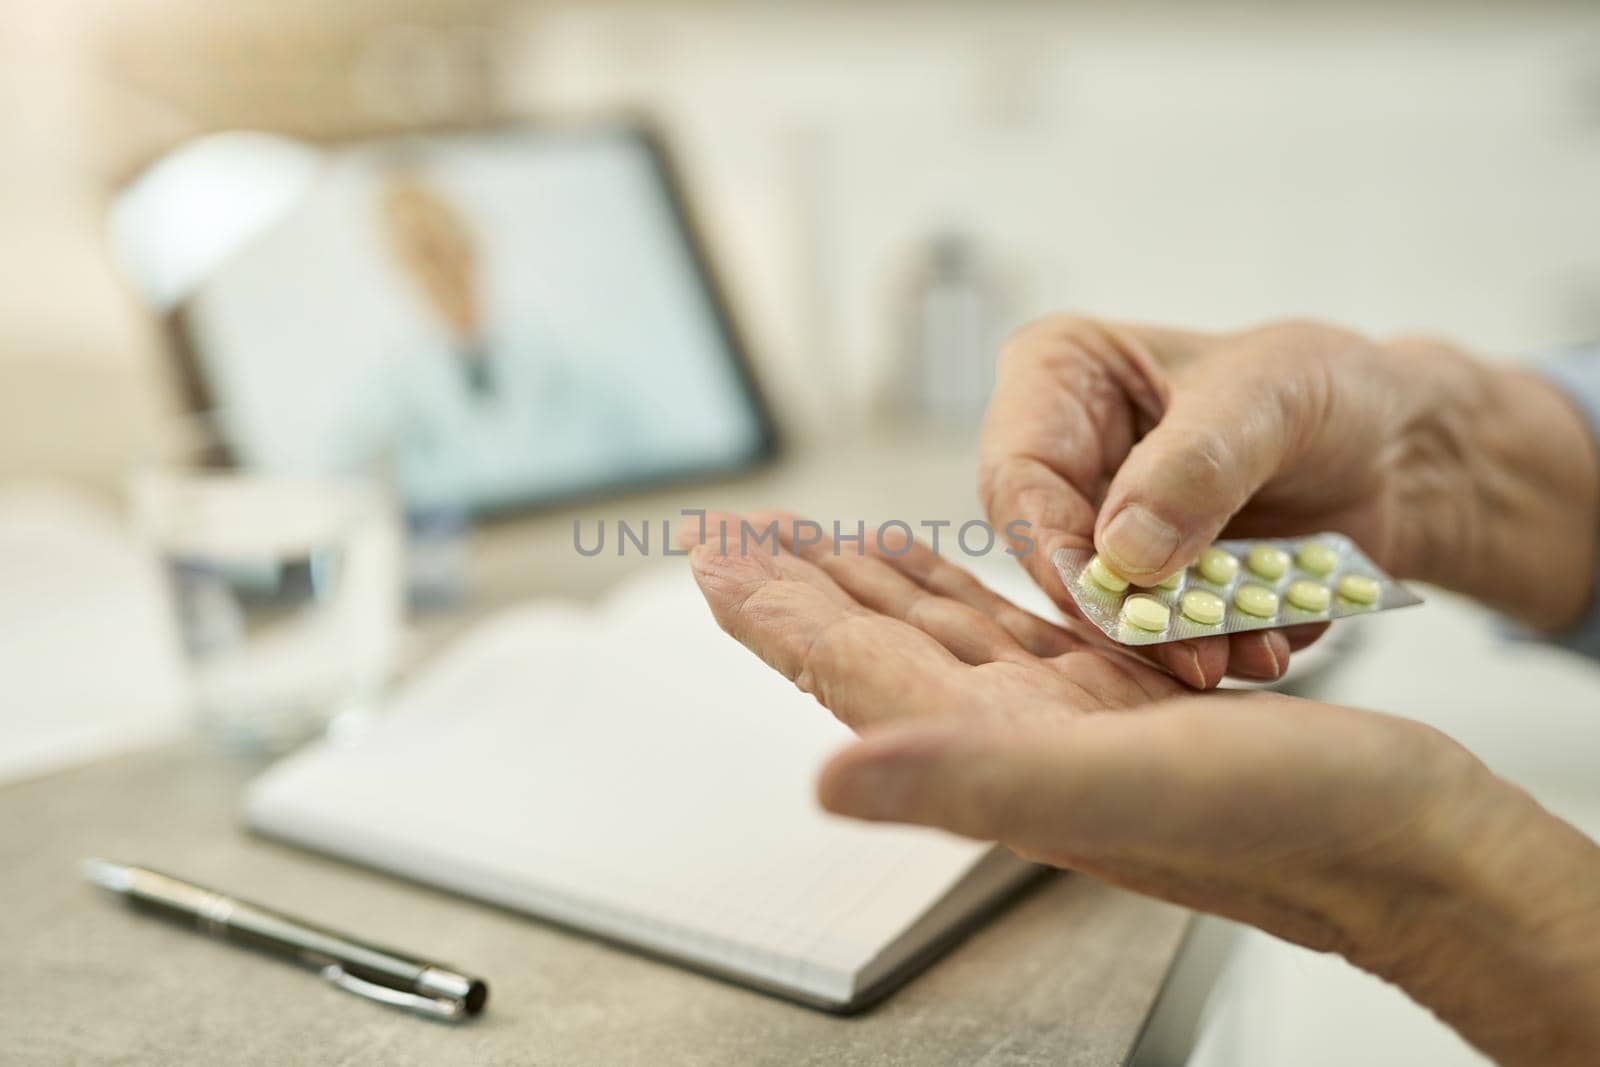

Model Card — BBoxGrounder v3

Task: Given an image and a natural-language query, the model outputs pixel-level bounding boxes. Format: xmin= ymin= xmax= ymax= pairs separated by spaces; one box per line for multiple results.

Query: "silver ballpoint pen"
xmin=83 ymin=859 xmax=489 ymax=1021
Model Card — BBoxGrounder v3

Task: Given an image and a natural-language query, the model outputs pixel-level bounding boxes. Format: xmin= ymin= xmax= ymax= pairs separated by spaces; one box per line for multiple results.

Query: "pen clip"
xmin=319 ymin=964 xmax=465 ymax=1021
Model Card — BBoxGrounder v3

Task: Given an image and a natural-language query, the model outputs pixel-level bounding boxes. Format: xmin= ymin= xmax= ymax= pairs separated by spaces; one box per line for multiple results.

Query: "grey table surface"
xmin=0 ymin=430 xmax=1196 ymax=1065
xmin=0 ymin=741 xmax=1191 ymax=1066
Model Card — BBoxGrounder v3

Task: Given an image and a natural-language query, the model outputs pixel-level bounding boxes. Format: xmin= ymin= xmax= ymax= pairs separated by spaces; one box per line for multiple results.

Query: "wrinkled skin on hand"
xmin=979 ymin=316 xmax=1599 ymax=686
xmin=683 ymin=511 xmax=1600 ymax=1067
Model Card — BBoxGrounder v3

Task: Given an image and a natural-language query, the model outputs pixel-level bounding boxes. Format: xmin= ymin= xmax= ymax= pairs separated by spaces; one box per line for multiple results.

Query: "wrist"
xmin=1386 ymin=342 xmax=1600 ymax=629
xmin=1338 ymin=754 xmax=1600 ymax=1066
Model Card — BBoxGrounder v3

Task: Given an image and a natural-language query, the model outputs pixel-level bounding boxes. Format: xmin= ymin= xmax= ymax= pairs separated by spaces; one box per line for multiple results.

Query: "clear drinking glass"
xmin=130 ymin=415 xmax=405 ymax=753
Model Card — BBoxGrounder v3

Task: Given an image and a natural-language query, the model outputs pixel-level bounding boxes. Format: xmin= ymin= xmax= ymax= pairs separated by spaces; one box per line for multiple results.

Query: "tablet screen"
xmin=177 ymin=126 xmax=774 ymax=515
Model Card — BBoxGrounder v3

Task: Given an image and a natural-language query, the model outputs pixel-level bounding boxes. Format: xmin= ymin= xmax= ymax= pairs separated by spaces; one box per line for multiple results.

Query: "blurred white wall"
xmin=502 ymin=2 xmax=1600 ymax=434
xmin=0 ymin=1 xmax=177 ymax=493
xmin=8 ymin=1 xmax=1600 ymax=475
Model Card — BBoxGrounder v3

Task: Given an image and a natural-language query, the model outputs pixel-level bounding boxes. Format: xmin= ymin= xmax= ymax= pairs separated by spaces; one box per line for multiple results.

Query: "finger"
xmin=979 ymin=317 xmax=1220 ymax=551
xmin=732 ymin=510 xmax=1034 ymax=667
xmin=852 ymin=521 xmax=1190 ymax=706
xmin=843 ymin=517 xmax=1198 ymax=702
xmin=977 ymin=454 xmax=1097 ymax=616
xmin=816 ymin=708 xmax=1198 ymax=858
xmin=685 ymin=522 xmax=968 ymax=731
xmin=860 ymin=519 xmax=1084 ymax=659
xmin=695 ymin=512 xmax=1186 ymax=714
xmin=1283 ymin=622 xmax=1330 ymax=652
xmin=819 ymin=693 xmax=1405 ymax=859
xmin=819 ymin=697 xmax=1434 ymax=956
xmin=861 ymin=515 xmax=1233 ymax=690
xmin=1225 ymin=624 xmax=1333 ymax=681
xmin=979 ymin=316 xmax=1236 ymax=687
xmin=979 ymin=317 xmax=1168 ymax=605
xmin=1164 ymin=626 xmax=1334 ymax=687
xmin=1146 ymin=636 xmax=1230 ymax=690
xmin=694 ymin=510 xmax=1227 ymax=690
xmin=965 ymin=460 xmax=1228 ymax=686
xmin=1225 ymin=631 xmax=1291 ymax=682
xmin=1093 ymin=338 xmax=1322 ymax=584
xmin=817 ymin=700 xmax=1307 ymax=862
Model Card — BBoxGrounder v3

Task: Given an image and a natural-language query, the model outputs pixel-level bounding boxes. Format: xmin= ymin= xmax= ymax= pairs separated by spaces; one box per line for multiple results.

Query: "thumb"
xmin=1092 ymin=361 xmax=1302 ymax=582
xmin=816 ymin=713 xmax=1192 ymax=857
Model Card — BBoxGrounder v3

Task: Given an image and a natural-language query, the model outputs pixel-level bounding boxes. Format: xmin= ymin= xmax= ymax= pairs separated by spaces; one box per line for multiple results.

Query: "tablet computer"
xmin=156 ymin=124 xmax=776 ymax=516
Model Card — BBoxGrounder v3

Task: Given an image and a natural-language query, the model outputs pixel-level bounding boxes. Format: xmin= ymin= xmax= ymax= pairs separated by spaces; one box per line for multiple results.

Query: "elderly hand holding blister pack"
xmin=684 ymin=316 xmax=1600 ymax=1064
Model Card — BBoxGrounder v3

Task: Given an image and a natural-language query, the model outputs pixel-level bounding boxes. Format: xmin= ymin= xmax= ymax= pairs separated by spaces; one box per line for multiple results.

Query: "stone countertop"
xmin=0 ymin=740 xmax=1190 ymax=1066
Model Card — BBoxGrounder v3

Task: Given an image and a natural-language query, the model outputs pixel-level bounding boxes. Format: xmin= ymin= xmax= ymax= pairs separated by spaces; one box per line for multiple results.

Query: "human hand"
xmin=680 ymin=510 xmax=1187 ymax=732
xmin=981 ymin=316 xmax=1600 ymax=686
xmin=685 ymin=514 xmax=1600 ymax=1066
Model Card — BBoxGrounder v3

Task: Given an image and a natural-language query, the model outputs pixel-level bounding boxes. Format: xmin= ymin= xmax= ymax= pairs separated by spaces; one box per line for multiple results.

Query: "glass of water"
xmin=130 ymin=416 xmax=405 ymax=753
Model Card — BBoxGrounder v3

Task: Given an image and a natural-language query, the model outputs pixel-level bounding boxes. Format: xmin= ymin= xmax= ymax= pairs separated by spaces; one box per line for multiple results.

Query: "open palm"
xmin=683 ymin=511 xmax=1521 ymax=988
xmin=684 ymin=510 xmax=1186 ymax=734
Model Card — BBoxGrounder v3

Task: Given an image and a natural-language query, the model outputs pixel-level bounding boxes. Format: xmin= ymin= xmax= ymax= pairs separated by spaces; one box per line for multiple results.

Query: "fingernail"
xmin=1261 ymin=634 xmax=1284 ymax=679
xmin=1182 ymin=646 xmax=1207 ymax=689
xmin=1161 ymin=644 xmax=1207 ymax=689
xmin=1101 ymin=505 xmax=1180 ymax=575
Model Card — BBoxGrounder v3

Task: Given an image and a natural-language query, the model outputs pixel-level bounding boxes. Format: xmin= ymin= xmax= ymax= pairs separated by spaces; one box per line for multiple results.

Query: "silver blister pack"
xmin=1053 ymin=533 xmax=1423 ymax=646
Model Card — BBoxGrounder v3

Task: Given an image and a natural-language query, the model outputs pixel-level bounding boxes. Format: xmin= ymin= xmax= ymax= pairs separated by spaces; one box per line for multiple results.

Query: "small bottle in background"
xmin=900 ymin=233 xmax=1004 ymax=425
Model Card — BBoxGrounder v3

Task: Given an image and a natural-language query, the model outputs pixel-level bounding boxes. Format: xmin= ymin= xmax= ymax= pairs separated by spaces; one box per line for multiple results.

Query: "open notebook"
xmin=247 ymin=566 xmax=1040 ymax=1011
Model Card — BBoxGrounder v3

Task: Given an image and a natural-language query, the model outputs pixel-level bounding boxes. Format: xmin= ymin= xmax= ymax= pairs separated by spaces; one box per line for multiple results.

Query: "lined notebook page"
xmin=248 ymin=568 xmax=1020 ymax=1006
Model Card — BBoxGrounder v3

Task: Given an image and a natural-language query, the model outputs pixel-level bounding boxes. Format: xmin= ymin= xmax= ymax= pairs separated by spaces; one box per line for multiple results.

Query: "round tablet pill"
xmin=1121 ymin=595 xmax=1170 ymax=632
xmin=1138 ymin=571 xmax=1184 ymax=592
xmin=1296 ymin=541 xmax=1339 ymax=576
xmin=1179 ymin=588 xmax=1226 ymax=625
xmin=1337 ymin=574 xmax=1381 ymax=605
xmin=1196 ymin=547 xmax=1239 ymax=585
xmin=1234 ymin=583 xmax=1279 ymax=618
xmin=1086 ymin=554 xmax=1129 ymax=592
xmin=1286 ymin=579 xmax=1331 ymax=612
xmin=1246 ymin=544 xmax=1290 ymax=580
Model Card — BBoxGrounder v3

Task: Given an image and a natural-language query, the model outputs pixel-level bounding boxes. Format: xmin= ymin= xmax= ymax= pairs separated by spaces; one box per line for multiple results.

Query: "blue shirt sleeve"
xmin=1536 ymin=341 xmax=1600 ymax=658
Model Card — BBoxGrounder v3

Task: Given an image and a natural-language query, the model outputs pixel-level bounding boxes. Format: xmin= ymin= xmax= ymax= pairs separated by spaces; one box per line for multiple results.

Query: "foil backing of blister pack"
xmin=1052 ymin=533 xmax=1423 ymax=646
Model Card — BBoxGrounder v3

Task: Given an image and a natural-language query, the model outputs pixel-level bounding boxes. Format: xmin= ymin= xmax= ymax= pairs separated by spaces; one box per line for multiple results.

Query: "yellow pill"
xmin=1286 ymin=579 xmax=1331 ymax=612
xmin=1086 ymin=554 xmax=1129 ymax=592
xmin=1121 ymin=595 xmax=1170 ymax=632
xmin=1139 ymin=571 xmax=1184 ymax=592
xmin=1234 ymin=583 xmax=1279 ymax=618
xmin=1246 ymin=544 xmax=1290 ymax=580
xmin=1179 ymin=588 xmax=1226 ymax=625
xmin=1337 ymin=574 xmax=1382 ymax=605
xmin=1296 ymin=541 xmax=1339 ymax=576
xmin=1196 ymin=546 xmax=1240 ymax=585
